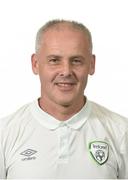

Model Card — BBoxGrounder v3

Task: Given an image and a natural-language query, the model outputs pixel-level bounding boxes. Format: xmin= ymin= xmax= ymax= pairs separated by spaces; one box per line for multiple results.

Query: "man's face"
xmin=32 ymin=27 xmax=95 ymax=107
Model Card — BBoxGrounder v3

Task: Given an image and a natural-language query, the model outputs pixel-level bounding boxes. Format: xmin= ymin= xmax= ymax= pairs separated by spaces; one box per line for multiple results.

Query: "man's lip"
xmin=55 ymin=81 xmax=77 ymax=84
xmin=54 ymin=82 xmax=76 ymax=90
xmin=55 ymin=82 xmax=76 ymax=85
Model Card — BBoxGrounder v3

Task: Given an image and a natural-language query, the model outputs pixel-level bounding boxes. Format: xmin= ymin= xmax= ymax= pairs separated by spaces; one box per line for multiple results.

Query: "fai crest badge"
xmin=89 ymin=141 xmax=109 ymax=165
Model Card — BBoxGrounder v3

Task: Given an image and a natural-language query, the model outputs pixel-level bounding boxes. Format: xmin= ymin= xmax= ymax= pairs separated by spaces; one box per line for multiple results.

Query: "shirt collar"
xmin=30 ymin=98 xmax=91 ymax=130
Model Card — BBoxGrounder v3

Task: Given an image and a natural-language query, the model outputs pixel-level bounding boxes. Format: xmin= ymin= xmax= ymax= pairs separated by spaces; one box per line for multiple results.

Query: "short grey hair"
xmin=35 ymin=19 xmax=93 ymax=53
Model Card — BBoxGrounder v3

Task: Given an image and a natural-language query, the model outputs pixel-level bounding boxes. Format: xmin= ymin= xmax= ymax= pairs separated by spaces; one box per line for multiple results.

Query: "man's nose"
xmin=59 ymin=62 xmax=73 ymax=77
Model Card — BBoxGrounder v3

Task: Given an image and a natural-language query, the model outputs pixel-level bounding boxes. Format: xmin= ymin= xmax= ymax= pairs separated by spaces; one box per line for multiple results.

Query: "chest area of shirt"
xmin=5 ymin=125 xmax=118 ymax=178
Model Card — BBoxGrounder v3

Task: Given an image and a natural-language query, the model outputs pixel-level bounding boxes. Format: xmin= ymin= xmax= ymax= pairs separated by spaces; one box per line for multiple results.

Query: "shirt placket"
xmin=58 ymin=123 xmax=70 ymax=163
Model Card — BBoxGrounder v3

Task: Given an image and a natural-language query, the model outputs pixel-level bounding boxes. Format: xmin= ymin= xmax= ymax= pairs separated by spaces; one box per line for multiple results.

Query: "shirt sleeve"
xmin=118 ymin=130 xmax=128 ymax=179
xmin=0 ymin=123 xmax=6 ymax=179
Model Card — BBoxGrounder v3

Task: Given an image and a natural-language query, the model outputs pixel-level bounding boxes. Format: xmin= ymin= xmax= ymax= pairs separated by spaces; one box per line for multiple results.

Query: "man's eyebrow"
xmin=47 ymin=55 xmax=62 ymax=59
xmin=70 ymin=55 xmax=85 ymax=59
xmin=46 ymin=55 xmax=85 ymax=60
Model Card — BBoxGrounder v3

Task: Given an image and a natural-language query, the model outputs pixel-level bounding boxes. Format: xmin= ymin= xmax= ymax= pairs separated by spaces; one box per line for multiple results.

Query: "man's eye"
xmin=72 ymin=59 xmax=82 ymax=64
xmin=49 ymin=59 xmax=59 ymax=64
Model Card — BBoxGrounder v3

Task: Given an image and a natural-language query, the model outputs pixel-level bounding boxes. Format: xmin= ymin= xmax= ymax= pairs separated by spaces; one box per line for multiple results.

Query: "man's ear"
xmin=89 ymin=54 xmax=95 ymax=75
xmin=31 ymin=53 xmax=39 ymax=75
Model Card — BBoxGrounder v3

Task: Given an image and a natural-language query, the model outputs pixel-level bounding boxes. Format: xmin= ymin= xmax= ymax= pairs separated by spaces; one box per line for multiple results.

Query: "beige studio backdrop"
xmin=0 ymin=0 xmax=128 ymax=118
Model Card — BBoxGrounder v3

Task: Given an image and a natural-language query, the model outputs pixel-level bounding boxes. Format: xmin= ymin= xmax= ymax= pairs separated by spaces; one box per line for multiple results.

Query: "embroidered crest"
xmin=89 ymin=141 xmax=109 ymax=165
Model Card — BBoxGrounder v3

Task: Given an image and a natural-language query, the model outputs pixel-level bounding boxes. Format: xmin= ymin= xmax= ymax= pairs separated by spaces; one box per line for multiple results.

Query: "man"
xmin=0 ymin=19 xmax=128 ymax=179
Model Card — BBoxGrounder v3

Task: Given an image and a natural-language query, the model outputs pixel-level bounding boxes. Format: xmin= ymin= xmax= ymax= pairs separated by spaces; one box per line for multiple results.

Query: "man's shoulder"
xmin=88 ymin=101 xmax=128 ymax=141
xmin=89 ymin=100 xmax=128 ymax=126
xmin=0 ymin=101 xmax=34 ymax=130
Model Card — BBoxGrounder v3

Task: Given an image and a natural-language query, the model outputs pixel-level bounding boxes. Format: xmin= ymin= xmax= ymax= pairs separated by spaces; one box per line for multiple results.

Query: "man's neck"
xmin=38 ymin=97 xmax=86 ymax=121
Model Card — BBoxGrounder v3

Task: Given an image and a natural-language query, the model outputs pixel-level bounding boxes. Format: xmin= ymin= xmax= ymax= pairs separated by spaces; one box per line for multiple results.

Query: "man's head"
xmin=31 ymin=19 xmax=95 ymax=108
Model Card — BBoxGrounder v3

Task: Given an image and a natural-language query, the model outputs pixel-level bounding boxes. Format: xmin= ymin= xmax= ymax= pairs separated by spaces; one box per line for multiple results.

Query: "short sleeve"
xmin=118 ymin=130 xmax=128 ymax=179
xmin=0 ymin=121 xmax=6 ymax=179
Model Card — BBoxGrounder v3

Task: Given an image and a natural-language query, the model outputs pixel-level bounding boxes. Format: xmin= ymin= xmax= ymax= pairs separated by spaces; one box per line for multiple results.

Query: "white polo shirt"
xmin=0 ymin=99 xmax=128 ymax=179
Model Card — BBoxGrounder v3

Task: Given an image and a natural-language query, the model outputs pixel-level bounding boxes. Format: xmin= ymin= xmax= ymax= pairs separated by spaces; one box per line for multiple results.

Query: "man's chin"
xmin=57 ymin=99 xmax=73 ymax=107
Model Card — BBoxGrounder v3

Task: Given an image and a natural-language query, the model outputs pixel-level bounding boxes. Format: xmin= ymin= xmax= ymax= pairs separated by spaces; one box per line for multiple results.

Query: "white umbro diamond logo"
xmin=20 ymin=149 xmax=37 ymax=157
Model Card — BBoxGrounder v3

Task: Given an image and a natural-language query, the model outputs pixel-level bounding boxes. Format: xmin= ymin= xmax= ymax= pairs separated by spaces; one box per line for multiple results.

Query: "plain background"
xmin=0 ymin=0 xmax=128 ymax=118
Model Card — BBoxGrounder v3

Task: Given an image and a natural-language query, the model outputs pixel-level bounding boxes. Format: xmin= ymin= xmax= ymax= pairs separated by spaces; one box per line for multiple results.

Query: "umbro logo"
xmin=21 ymin=149 xmax=37 ymax=156
xmin=20 ymin=149 xmax=37 ymax=161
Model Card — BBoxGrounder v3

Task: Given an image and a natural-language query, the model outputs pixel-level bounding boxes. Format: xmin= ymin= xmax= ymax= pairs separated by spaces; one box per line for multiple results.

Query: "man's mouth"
xmin=56 ymin=83 xmax=74 ymax=86
xmin=55 ymin=82 xmax=76 ymax=90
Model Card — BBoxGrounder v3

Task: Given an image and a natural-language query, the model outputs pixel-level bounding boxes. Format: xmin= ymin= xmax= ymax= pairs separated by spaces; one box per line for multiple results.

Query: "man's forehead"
xmin=42 ymin=31 xmax=89 ymax=51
